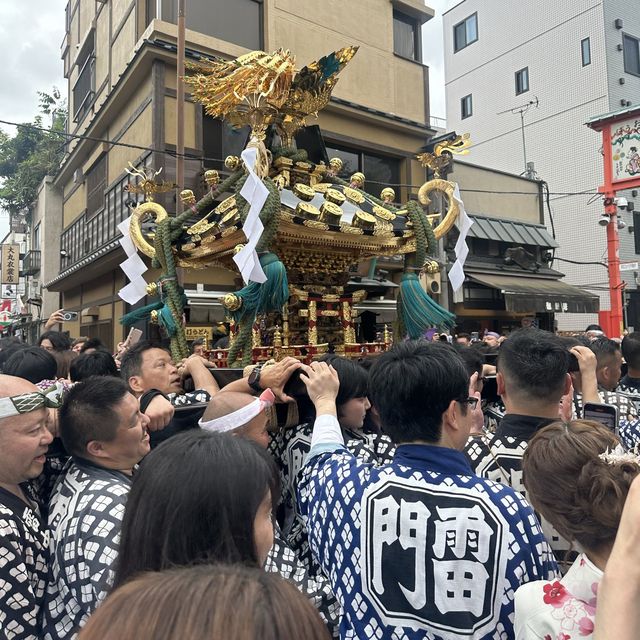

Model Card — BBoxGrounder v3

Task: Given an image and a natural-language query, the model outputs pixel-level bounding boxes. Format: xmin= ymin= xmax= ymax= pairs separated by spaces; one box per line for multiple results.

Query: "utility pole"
xmin=176 ymin=0 xmax=186 ymax=213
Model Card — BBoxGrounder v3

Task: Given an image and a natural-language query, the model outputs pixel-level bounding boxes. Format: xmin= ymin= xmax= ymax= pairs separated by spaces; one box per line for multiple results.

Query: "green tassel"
xmin=398 ymin=272 xmax=456 ymax=339
xmin=158 ymin=305 xmax=178 ymax=336
xmin=120 ymin=301 xmax=163 ymax=326
xmin=232 ymin=252 xmax=289 ymax=322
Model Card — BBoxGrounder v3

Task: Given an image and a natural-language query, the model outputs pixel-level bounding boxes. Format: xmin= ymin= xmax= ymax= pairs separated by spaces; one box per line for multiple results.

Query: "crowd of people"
xmin=2 ymin=313 xmax=640 ymax=639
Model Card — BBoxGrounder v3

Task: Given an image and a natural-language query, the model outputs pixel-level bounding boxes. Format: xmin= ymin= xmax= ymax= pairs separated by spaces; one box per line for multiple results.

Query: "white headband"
xmin=199 ymin=388 xmax=275 ymax=433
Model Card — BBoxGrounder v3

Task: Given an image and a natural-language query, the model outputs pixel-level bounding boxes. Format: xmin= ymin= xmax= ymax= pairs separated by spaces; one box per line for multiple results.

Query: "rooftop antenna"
xmin=497 ymin=97 xmax=539 ymax=174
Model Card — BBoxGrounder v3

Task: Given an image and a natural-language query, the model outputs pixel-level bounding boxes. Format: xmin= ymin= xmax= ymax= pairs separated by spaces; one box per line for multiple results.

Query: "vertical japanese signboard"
xmin=1 ymin=244 xmax=19 ymax=285
xmin=611 ymin=117 xmax=640 ymax=183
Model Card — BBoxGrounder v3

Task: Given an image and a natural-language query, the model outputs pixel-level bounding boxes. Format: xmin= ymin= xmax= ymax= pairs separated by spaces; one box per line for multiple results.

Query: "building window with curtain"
xmin=86 ymin=155 xmax=107 ymax=219
xmin=325 ymin=144 xmax=401 ymax=197
xmin=461 ymin=94 xmax=473 ymax=119
xmin=581 ymin=37 xmax=591 ymax=66
xmin=515 ymin=67 xmax=529 ymax=95
xmin=453 ymin=13 xmax=478 ymax=52
xmin=393 ymin=10 xmax=421 ymax=62
xmin=623 ymin=34 xmax=640 ymax=76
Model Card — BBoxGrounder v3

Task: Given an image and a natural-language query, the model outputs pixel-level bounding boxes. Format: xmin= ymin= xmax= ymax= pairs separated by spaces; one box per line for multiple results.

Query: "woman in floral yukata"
xmin=514 ymin=420 xmax=640 ymax=639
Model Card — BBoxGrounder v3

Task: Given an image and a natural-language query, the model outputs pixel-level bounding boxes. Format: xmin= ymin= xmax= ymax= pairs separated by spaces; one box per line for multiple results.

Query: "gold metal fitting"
xmin=204 ymin=169 xmax=219 ymax=187
xmin=146 ymin=282 xmax=159 ymax=296
xmin=222 ymin=293 xmax=243 ymax=311
xmin=150 ymin=310 xmax=159 ymax=324
xmin=180 ymin=189 xmax=196 ymax=206
xmin=373 ymin=204 xmax=397 ymax=221
xmin=424 ymin=259 xmax=440 ymax=274
xmin=381 ymin=187 xmax=396 ymax=204
xmin=293 ymin=183 xmax=315 ymax=202
xmin=324 ymin=188 xmax=346 ymax=206
xmin=329 ymin=157 xmax=343 ymax=173
xmin=219 ymin=209 xmax=240 ymax=228
xmin=319 ymin=201 xmax=343 ymax=225
xmin=350 ymin=172 xmax=365 ymax=188
xmin=343 ymin=186 xmax=365 ymax=205
xmin=233 ymin=243 xmax=245 ymax=255
xmin=295 ymin=202 xmax=321 ymax=219
xmin=225 ymin=155 xmax=241 ymax=171
xmin=352 ymin=210 xmax=376 ymax=231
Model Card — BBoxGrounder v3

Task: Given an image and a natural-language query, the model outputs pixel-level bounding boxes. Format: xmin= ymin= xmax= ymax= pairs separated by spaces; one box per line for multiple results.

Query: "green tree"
xmin=0 ymin=88 xmax=67 ymax=219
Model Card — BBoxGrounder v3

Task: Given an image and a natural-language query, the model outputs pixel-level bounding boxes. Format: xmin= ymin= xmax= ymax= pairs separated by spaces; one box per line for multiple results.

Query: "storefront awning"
xmin=469 ymin=215 xmax=559 ymax=249
xmin=469 ymin=274 xmax=599 ymax=313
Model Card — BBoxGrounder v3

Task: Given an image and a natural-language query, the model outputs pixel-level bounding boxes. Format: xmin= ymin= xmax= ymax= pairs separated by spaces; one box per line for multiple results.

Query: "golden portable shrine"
xmin=120 ymin=47 xmax=470 ymax=367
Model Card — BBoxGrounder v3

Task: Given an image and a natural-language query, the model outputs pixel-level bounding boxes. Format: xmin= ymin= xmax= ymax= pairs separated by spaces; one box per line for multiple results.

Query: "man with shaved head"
xmin=0 ymin=375 xmax=56 ymax=638
xmin=200 ymin=372 xmax=341 ymax=638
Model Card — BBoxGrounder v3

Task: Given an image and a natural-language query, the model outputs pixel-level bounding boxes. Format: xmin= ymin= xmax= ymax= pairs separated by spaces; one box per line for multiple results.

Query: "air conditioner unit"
xmin=424 ymin=273 xmax=441 ymax=296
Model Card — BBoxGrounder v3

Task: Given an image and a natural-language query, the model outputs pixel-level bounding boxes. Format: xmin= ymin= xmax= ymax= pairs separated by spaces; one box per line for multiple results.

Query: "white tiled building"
xmin=443 ymin=0 xmax=640 ymax=331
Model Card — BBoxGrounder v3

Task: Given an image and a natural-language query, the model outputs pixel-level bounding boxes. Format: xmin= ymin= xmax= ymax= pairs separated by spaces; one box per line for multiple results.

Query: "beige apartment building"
xmin=41 ymin=0 xmax=436 ymax=349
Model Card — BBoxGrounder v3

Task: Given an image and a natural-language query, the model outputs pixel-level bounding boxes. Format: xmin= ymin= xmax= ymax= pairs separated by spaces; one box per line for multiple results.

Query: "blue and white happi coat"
xmin=298 ymin=426 xmax=558 ymax=640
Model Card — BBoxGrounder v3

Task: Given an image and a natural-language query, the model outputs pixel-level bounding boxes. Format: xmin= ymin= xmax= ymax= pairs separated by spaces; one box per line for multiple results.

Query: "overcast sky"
xmin=0 ymin=0 xmax=457 ymax=234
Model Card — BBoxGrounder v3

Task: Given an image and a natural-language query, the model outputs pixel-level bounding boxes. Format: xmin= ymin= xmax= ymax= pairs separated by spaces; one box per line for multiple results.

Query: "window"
xmin=202 ymin=116 xmax=250 ymax=169
xmin=324 ymin=144 xmax=401 ymax=197
xmin=32 ymin=224 xmax=41 ymax=250
xmin=72 ymin=31 xmax=95 ymax=122
xmin=581 ymin=37 xmax=591 ymax=66
xmin=515 ymin=67 xmax=529 ymax=95
xmin=86 ymin=155 xmax=107 ymax=219
xmin=393 ymin=10 xmax=421 ymax=61
xmin=623 ymin=34 xmax=640 ymax=76
xmin=461 ymin=94 xmax=473 ymax=119
xmin=154 ymin=0 xmax=263 ymax=50
xmin=453 ymin=13 xmax=478 ymax=52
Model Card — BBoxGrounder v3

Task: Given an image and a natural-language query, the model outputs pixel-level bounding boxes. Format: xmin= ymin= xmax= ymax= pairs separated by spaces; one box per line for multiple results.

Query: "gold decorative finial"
xmin=150 ymin=310 xmax=159 ymax=324
xmin=204 ymin=169 xmax=219 ymax=187
xmin=123 ymin=163 xmax=177 ymax=202
xmin=225 ymin=155 xmax=241 ymax=171
xmin=328 ymin=157 xmax=343 ymax=176
xmin=416 ymin=133 xmax=472 ymax=178
xmin=350 ymin=172 xmax=365 ymax=189
xmin=222 ymin=293 xmax=242 ymax=312
xmin=180 ymin=189 xmax=196 ymax=206
xmin=380 ymin=187 xmax=395 ymax=204
xmin=146 ymin=282 xmax=158 ymax=296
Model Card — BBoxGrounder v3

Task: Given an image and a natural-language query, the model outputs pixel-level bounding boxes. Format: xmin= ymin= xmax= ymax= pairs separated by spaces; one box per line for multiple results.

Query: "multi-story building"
xmin=443 ymin=0 xmax=640 ymax=331
xmin=42 ymin=0 xmax=438 ymax=349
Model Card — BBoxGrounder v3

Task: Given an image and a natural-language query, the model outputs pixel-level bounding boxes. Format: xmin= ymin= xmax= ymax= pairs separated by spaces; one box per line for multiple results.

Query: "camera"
xmin=62 ymin=311 xmax=78 ymax=321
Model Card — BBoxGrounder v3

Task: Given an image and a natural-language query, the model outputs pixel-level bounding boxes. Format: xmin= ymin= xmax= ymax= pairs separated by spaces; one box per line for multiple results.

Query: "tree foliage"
xmin=0 ymin=88 xmax=67 ymax=217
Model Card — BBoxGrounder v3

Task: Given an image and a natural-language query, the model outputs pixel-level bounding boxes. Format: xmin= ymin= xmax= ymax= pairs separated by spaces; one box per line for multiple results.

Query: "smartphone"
xmin=583 ymin=402 xmax=618 ymax=433
xmin=62 ymin=311 xmax=78 ymax=321
xmin=126 ymin=327 xmax=143 ymax=346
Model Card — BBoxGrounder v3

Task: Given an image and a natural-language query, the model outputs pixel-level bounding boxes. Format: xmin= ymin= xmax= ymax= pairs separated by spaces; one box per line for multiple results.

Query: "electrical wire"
xmin=553 ymin=256 xmax=607 ymax=267
xmin=0 ymin=118 xmax=602 ymax=197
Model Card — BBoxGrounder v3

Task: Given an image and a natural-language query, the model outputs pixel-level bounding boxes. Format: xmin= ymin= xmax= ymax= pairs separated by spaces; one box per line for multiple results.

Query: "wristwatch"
xmin=247 ymin=364 xmax=263 ymax=393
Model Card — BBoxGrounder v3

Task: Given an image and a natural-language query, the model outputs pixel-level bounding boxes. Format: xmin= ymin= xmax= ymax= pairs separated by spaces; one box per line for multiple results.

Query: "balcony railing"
xmin=22 ymin=250 xmax=41 ymax=276
xmin=60 ymin=154 xmax=152 ymax=270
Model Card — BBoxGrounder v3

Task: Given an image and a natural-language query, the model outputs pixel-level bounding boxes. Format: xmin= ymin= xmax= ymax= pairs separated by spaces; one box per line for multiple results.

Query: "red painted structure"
xmin=587 ymin=105 xmax=640 ymax=337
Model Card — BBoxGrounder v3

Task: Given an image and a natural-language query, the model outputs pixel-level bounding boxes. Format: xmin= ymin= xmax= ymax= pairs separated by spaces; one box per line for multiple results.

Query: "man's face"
xmin=598 ymin=351 xmax=623 ymax=391
xmin=238 ymin=410 xmax=270 ymax=449
xmin=484 ymin=335 xmax=499 ymax=348
xmin=193 ymin=344 xmax=205 ymax=357
xmin=98 ymin=392 xmax=150 ymax=468
xmin=40 ymin=339 xmax=55 ymax=352
xmin=456 ymin=337 xmax=470 ymax=346
xmin=72 ymin=343 xmax=84 ymax=354
xmin=0 ymin=407 xmax=53 ymax=486
xmin=136 ymin=348 xmax=181 ymax=395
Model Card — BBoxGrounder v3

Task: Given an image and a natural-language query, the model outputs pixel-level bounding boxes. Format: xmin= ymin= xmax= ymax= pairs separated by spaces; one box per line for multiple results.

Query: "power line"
xmin=0 ymin=118 xmax=601 ymax=197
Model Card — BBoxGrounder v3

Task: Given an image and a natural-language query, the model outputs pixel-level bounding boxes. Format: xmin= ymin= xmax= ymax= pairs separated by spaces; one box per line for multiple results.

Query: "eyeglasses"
xmin=459 ymin=397 xmax=479 ymax=410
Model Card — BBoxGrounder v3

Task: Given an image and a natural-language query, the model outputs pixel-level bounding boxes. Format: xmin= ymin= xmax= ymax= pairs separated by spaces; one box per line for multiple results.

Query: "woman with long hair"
xmin=79 ymin=564 xmax=330 ymax=640
xmin=113 ymin=430 xmax=278 ymax=589
xmin=515 ymin=420 xmax=640 ymax=639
